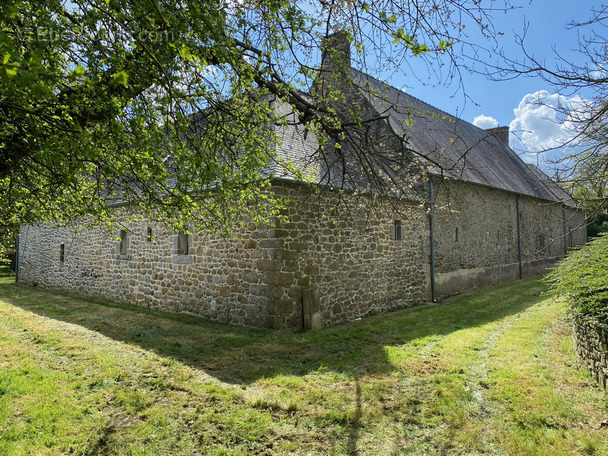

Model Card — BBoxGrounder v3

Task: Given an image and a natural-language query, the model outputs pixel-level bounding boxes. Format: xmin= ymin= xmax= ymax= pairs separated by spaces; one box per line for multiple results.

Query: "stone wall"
xmin=432 ymin=179 xmax=586 ymax=297
xmin=565 ymin=207 xmax=588 ymax=247
xmin=269 ymin=183 xmax=430 ymax=328
xmin=17 ymin=177 xmax=587 ymax=331
xmin=572 ymin=316 xmax=608 ymax=390
xmin=18 ymin=212 xmax=279 ymax=328
xmin=519 ymin=193 xmax=570 ymax=275
xmin=18 ymin=182 xmax=430 ymax=330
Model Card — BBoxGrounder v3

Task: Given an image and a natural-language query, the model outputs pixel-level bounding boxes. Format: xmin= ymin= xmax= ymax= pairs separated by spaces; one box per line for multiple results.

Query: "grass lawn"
xmin=0 ymin=276 xmax=606 ymax=455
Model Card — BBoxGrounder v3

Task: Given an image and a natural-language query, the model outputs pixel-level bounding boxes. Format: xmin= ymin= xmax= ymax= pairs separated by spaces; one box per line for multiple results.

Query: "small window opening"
xmin=455 ymin=227 xmax=459 ymax=242
xmin=59 ymin=244 xmax=65 ymax=264
xmin=394 ymin=220 xmax=402 ymax=241
xmin=119 ymin=229 xmax=128 ymax=255
xmin=177 ymin=232 xmax=189 ymax=255
xmin=146 ymin=227 xmax=153 ymax=242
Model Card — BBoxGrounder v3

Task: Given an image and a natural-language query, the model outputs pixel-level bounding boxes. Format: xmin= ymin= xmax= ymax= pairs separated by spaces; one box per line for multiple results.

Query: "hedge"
xmin=547 ymin=233 xmax=608 ymax=324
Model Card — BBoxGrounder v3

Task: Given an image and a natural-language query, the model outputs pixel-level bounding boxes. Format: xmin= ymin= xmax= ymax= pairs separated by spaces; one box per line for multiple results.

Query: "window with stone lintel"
xmin=119 ymin=230 xmax=128 ymax=255
xmin=177 ymin=232 xmax=189 ymax=255
xmin=391 ymin=220 xmax=402 ymax=241
xmin=172 ymin=231 xmax=194 ymax=264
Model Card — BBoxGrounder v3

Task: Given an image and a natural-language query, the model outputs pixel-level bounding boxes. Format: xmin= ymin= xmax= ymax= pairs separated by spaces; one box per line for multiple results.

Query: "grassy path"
xmin=0 ymin=276 xmax=607 ymax=455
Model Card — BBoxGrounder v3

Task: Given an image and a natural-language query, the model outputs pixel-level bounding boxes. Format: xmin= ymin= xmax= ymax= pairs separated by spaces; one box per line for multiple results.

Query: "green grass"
xmin=0 ymin=276 xmax=606 ymax=455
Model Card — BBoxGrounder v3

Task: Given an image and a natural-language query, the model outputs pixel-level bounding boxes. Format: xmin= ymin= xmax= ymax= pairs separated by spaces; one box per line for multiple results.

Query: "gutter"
xmin=106 ymin=177 xmax=425 ymax=210
xmin=516 ymin=195 xmax=523 ymax=279
xmin=562 ymin=204 xmax=568 ymax=255
xmin=15 ymin=234 xmax=19 ymax=283
xmin=427 ymin=172 xmax=575 ymax=208
xmin=429 ymin=175 xmax=436 ymax=302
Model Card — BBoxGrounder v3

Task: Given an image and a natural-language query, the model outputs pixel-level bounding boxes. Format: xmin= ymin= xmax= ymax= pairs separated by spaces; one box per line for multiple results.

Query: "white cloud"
xmin=509 ymin=90 xmax=585 ymax=153
xmin=507 ymin=90 xmax=593 ymax=171
xmin=589 ymin=60 xmax=608 ymax=80
xmin=472 ymin=114 xmax=499 ymax=129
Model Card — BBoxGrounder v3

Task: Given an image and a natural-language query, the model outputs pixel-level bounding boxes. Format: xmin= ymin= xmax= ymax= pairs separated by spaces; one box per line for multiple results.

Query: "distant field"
xmin=0 ymin=276 xmax=606 ymax=455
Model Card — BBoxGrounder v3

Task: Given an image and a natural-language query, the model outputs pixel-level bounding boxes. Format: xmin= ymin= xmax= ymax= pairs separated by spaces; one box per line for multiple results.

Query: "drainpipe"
xmin=562 ymin=205 xmax=568 ymax=255
xmin=516 ymin=195 xmax=523 ymax=279
xmin=429 ymin=175 xmax=437 ymax=302
xmin=15 ymin=234 xmax=19 ymax=283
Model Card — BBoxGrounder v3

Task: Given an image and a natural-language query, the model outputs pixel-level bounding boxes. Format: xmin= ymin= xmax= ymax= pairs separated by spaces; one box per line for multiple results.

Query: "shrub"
xmin=546 ymin=234 xmax=608 ymax=324
xmin=587 ymin=213 xmax=608 ymax=238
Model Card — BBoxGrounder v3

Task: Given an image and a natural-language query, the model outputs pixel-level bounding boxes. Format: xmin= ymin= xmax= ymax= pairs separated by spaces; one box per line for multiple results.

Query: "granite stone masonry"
xmin=432 ymin=179 xmax=587 ymax=296
xmin=19 ymin=210 xmax=279 ymax=328
xmin=18 ymin=177 xmax=585 ymax=330
xmin=572 ymin=316 xmax=608 ymax=391
xmin=18 ymin=182 xmax=430 ymax=330
xmin=269 ymin=184 xmax=429 ymax=329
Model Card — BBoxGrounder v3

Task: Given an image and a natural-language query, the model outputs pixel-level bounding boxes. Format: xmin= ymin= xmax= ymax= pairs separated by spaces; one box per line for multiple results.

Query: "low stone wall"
xmin=572 ymin=316 xmax=608 ymax=390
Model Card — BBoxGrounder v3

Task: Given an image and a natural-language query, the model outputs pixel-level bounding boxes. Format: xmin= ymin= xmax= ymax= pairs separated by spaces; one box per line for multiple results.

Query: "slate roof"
xmin=177 ymin=69 xmax=577 ymax=208
xmin=525 ymin=163 xmax=578 ymax=208
xmin=351 ymin=69 xmax=575 ymax=206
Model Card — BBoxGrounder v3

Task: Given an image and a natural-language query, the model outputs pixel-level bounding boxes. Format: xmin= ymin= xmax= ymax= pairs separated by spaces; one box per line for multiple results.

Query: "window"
xmin=146 ymin=227 xmax=153 ymax=242
xmin=59 ymin=244 xmax=65 ymax=264
xmin=172 ymin=231 xmax=194 ymax=264
xmin=393 ymin=220 xmax=402 ymax=241
xmin=119 ymin=229 xmax=128 ymax=255
xmin=177 ymin=232 xmax=189 ymax=255
xmin=455 ymin=227 xmax=459 ymax=242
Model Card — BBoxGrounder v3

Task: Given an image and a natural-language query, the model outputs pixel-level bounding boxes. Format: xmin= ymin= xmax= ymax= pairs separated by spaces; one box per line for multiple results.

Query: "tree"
xmin=0 ymin=0 xmax=509 ymax=257
xmin=481 ymin=4 xmax=608 ymax=222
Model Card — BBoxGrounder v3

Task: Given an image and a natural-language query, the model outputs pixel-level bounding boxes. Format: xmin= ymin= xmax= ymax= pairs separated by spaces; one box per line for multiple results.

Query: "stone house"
xmin=16 ymin=35 xmax=587 ymax=330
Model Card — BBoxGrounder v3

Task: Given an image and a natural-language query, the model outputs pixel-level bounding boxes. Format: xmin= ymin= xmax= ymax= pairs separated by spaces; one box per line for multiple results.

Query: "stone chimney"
xmin=321 ymin=31 xmax=351 ymax=73
xmin=315 ymin=31 xmax=352 ymax=99
xmin=485 ymin=126 xmax=510 ymax=147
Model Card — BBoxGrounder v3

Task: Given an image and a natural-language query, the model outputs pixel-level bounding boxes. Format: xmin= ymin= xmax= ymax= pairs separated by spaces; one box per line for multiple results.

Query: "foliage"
xmin=546 ymin=233 xmax=608 ymax=324
xmin=1 ymin=0 xmax=285 ymax=242
xmin=0 ymin=0 xmax=508 ymax=251
xmin=569 ymin=146 xmax=608 ymax=236
xmin=0 ymin=228 xmax=14 ymax=267
xmin=571 ymin=169 xmax=608 ymax=238
xmin=586 ymin=212 xmax=608 ymax=238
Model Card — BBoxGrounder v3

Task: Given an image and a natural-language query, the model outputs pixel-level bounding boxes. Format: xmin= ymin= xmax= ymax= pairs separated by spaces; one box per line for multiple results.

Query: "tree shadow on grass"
xmin=0 ymin=278 xmax=547 ymax=386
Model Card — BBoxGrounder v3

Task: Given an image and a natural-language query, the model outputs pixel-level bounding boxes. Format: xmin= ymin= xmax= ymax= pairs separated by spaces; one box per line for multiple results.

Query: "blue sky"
xmin=376 ymin=0 xmax=600 ymax=168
